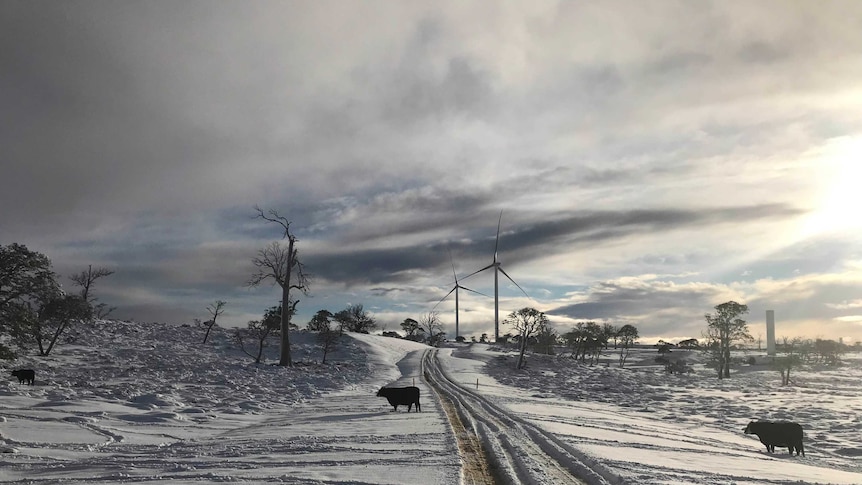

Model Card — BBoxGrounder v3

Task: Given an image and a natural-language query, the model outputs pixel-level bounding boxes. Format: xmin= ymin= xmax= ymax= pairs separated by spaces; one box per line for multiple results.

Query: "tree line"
xmin=451 ymin=307 xmax=643 ymax=371
xmin=228 ymin=301 xmax=380 ymax=365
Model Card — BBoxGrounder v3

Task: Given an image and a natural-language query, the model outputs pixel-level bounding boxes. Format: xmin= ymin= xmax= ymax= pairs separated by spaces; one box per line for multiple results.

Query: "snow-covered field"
xmin=2 ymin=321 xmax=861 ymax=484
xmin=469 ymin=347 xmax=862 ymax=484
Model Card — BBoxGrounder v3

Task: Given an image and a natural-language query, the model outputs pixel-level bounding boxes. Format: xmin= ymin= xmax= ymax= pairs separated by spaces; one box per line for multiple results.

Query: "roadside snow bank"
xmin=348 ymin=333 xmax=431 ymax=390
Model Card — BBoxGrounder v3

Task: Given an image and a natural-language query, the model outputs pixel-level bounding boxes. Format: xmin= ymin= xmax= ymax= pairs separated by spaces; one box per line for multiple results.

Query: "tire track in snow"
xmin=423 ymin=349 xmax=621 ymax=485
xmin=431 ymin=380 xmax=499 ymax=485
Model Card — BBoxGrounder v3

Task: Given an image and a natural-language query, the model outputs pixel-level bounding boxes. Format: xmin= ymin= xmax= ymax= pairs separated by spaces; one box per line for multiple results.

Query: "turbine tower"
xmin=433 ymin=253 xmax=487 ymax=339
xmin=462 ymin=211 xmax=529 ymax=341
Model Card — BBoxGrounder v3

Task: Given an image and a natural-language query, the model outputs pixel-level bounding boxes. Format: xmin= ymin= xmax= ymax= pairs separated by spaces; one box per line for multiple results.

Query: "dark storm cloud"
xmin=499 ymin=204 xmax=805 ymax=264
xmin=298 ymin=157 xmax=804 ymax=264
xmin=305 ymin=243 xmax=451 ymax=286
xmin=304 ymin=203 xmax=804 ymax=287
xmin=315 ymin=187 xmax=497 ymax=244
xmin=551 ymin=281 xmax=719 ymax=323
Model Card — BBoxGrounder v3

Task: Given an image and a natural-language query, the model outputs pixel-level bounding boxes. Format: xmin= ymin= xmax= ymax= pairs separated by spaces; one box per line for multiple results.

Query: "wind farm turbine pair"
xmin=434 ymin=211 xmax=530 ymax=341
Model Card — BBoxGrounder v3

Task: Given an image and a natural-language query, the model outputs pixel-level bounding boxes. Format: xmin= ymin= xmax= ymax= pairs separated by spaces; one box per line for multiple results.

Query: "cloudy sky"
xmin=3 ymin=1 xmax=861 ymax=343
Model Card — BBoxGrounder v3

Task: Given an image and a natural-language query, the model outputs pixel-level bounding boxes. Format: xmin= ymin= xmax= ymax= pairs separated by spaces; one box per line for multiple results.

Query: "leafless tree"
xmin=234 ymin=306 xmax=281 ymax=364
xmin=234 ymin=321 xmax=273 ymax=365
xmin=201 ymin=300 xmax=226 ymax=344
xmin=505 ymin=307 xmax=549 ymax=370
xmin=419 ymin=311 xmax=444 ymax=346
xmin=775 ymin=336 xmax=803 ymax=386
xmin=247 ymin=206 xmax=309 ymax=367
xmin=69 ymin=264 xmax=115 ymax=319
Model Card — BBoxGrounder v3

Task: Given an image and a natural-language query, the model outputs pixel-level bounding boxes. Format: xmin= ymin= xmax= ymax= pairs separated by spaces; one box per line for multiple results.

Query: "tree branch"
xmin=253 ymin=205 xmax=294 ymax=240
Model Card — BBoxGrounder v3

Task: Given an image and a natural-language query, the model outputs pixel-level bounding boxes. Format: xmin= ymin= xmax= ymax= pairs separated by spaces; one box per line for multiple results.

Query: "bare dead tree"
xmin=247 ymin=206 xmax=309 ymax=367
xmin=234 ymin=321 xmax=275 ymax=364
xmin=234 ymin=306 xmax=282 ymax=364
xmin=69 ymin=265 xmax=116 ymax=319
xmin=69 ymin=265 xmax=113 ymax=301
xmin=201 ymin=300 xmax=227 ymax=344
xmin=775 ymin=336 xmax=803 ymax=386
xmin=419 ymin=311 xmax=444 ymax=346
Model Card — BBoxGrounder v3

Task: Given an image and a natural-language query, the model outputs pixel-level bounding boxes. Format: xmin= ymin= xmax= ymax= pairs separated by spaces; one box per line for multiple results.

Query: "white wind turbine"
xmin=432 ymin=252 xmax=488 ymax=339
xmin=461 ymin=211 xmax=530 ymax=341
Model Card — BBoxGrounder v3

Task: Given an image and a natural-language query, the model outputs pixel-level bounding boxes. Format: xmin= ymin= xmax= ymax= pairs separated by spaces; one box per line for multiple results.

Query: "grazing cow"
xmin=743 ymin=420 xmax=804 ymax=456
xmin=11 ymin=369 xmax=35 ymax=385
xmin=376 ymin=386 xmax=421 ymax=412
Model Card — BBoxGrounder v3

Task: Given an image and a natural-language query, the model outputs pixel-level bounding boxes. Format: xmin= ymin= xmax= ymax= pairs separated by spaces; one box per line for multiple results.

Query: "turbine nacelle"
xmin=459 ymin=211 xmax=530 ymax=341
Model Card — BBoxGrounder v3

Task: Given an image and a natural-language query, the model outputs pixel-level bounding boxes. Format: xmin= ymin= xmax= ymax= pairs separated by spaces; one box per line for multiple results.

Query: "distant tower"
xmin=766 ymin=310 xmax=776 ymax=356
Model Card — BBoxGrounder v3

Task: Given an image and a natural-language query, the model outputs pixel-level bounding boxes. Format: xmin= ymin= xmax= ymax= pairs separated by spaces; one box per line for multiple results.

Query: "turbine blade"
xmin=499 ymin=266 xmax=530 ymax=299
xmin=431 ymin=287 xmax=457 ymax=311
xmin=460 ymin=263 xmax=495 ymax=281
xmin=494 ymin=210 xmax=503 ymax=262
xmin=459 ymin=285 xmax=490 ymax=298
xmin=449 ymin=249 xmax=458 ymax=283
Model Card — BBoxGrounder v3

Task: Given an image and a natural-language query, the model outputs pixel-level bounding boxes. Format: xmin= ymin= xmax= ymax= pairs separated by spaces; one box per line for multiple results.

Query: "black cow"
xmin=11 ymin=369 xmax=35 ymax=385
xmin=743 ymin=420 xmax=804 ymax=456
xmin=376 ymin=386 xmax=421 ymax=412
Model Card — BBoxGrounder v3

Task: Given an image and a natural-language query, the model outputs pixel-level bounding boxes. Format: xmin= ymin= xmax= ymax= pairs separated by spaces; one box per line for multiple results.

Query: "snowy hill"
xmin=3 ymin=321 xmax=862 ymax=484
xmin=2 ymin=320 xmax=374 ymax=413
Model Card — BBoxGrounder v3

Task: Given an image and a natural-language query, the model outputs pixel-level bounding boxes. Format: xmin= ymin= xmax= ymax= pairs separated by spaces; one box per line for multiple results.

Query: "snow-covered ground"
xmin=451 ymin=346 xmax=862 ymax=484
xmin=2 ymin=321 xmax=861 ymax=484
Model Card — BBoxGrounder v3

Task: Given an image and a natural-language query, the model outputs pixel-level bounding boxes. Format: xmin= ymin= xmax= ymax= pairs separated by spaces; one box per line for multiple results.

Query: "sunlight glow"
xmin=800 ymin=136 xmax=862 ymax=238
